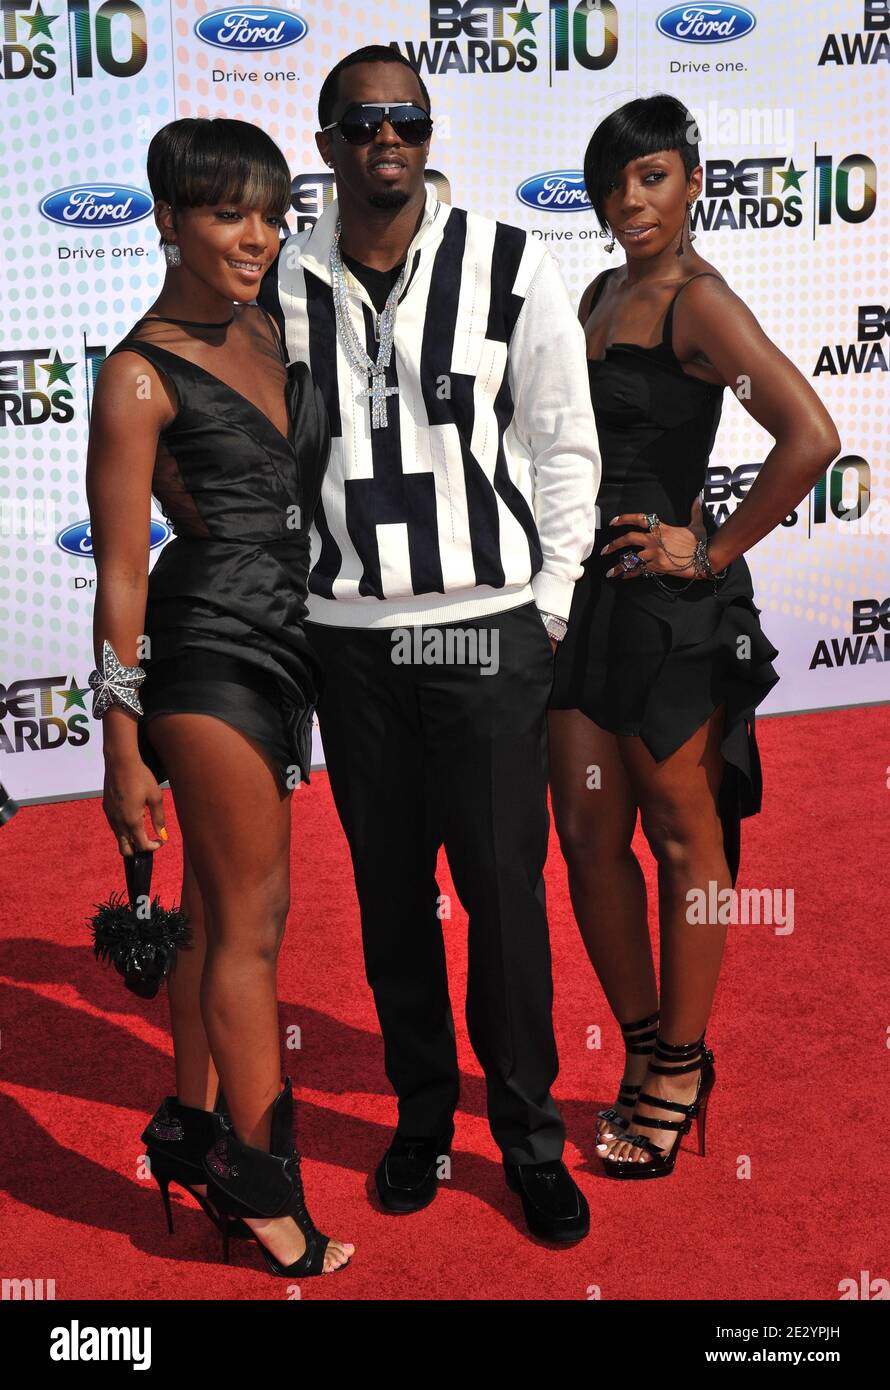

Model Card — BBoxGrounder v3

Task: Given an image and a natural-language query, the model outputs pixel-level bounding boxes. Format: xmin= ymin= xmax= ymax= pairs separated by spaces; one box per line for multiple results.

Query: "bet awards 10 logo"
xmin=0 ymin=346 xmax=76 ymax=426
xmin=0 ymin=0 xmax=148 ymax=82
xmin=815 ymin=303 xmax=890 ymax=375
xmin=0 ymin=675 xmax=91 ymax=755
xmin=1 ymin=340 xmax=109 ymax=426
xmin=690 ymin=151 xmax=876 ymax=234
xmin=810 ymin=597 xmax=890 ymax=671
xmin=394 ymin=0 xmax=619 ymax=79
xmin=705 ymin=456 xmax=872 ymax=532
xmin=819 ymin=0 xmax=889 ymax=64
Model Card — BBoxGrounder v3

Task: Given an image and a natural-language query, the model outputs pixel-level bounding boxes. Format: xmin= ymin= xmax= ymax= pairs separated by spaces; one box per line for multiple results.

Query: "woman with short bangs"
xmin=549 ymin=94 xmax=841 ymax=1178
xmin=86 ymin=117 xmax=354 ymax=1274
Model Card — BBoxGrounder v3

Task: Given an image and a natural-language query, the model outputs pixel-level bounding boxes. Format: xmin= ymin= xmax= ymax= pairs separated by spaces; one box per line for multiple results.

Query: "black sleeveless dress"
xmin=104 ymin=304 xmax=331 ymax=793
xmin=550 ymin=268 xmax=779 ymax=883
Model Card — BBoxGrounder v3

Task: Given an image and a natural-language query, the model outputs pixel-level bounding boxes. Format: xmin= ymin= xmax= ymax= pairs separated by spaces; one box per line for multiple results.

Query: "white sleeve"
xmin=507 ymin=249 xmax=601 ymax=621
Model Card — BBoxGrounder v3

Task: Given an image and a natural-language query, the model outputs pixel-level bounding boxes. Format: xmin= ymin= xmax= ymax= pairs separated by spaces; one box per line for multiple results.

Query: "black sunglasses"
xmin=322 ymin=102 xmax=433 ymax=147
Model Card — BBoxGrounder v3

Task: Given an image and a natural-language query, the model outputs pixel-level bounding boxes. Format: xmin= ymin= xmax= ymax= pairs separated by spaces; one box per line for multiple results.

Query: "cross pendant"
xmin=363 ymin=371 xmax=398 ymax=429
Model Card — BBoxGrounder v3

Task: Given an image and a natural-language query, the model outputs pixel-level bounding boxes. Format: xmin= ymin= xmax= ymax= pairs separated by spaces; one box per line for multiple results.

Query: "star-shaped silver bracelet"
xmin=88 ymin=639 xmax=146 ymax=717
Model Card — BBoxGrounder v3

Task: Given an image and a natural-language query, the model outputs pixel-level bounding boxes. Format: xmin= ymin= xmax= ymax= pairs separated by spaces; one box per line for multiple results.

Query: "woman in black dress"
xmin=86 ymin=118 xmax=354 ymax=1272
xmin=548 ymin=95 xmax=841 ymax=1177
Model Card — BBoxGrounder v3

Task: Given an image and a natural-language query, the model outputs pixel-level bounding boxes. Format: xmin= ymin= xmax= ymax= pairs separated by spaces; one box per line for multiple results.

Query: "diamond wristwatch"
xmin=540 ymin=611 xmax=568 ymax=643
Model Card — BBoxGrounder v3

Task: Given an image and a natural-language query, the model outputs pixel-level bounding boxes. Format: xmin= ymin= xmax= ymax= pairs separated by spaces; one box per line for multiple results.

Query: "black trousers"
xmin=306 ymin=601 xmax=565 ymax=1163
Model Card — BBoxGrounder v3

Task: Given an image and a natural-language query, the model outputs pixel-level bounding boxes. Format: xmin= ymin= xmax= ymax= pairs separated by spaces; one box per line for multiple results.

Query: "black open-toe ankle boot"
xmin=141 ymin=1089 xmax=250 ymax=1238
xmin=202 ymin=1076 xmax=347 ymax=1277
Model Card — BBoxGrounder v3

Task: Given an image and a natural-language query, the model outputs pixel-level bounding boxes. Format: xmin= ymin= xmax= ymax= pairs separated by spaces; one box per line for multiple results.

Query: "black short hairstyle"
xmin=583 ymin=93 xmax=700 ymax=232
xmin=147 ymin=118 xmax=292 ymax=246
xmin=318 ymin=45 xmax=431 ymax=129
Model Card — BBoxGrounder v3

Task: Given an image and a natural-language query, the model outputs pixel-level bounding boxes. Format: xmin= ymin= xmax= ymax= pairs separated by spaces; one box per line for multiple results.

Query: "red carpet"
xmin=1 ymin=703 xmax=887 ymax=1301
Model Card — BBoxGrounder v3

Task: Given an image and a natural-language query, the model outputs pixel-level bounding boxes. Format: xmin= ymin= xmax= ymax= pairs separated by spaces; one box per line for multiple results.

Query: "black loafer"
xmin=375 ymin=1131 xmax=453 ymax=1214
xmin=504 ymin=1159 xmax=590 ymax=1243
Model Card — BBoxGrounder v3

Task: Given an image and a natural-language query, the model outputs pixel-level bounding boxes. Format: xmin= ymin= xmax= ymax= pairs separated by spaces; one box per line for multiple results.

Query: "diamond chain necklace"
xmin=330 ymin=220 xmax=408 ymax=429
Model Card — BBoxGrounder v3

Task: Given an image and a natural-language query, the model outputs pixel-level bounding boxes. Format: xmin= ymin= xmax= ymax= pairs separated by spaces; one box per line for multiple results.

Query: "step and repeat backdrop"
xmin=1 ymin=0 xmax=887 ymax=802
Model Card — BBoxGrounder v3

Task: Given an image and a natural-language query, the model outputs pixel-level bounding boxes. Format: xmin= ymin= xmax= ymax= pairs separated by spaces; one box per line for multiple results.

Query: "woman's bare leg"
xmin=548 ymin=709 xmax=658 ymax=1140
xmin=603 ymin=706 xmax=730 ymax=1164
xmin=160 ymin=843 xmax=220 ymax=1208
xmin=167 ymin=846 xmax=219 ymax=1110
xmin=145 ymin=712 xmax=354 ymax=1269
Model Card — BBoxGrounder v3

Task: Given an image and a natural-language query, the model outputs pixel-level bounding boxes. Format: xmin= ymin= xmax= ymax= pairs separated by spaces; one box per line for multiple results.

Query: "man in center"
xmin=260 ymin=45 xmax=600 ymax=1244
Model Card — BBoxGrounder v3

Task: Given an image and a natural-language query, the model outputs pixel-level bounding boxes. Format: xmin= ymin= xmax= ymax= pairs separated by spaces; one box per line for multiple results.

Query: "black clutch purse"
xmin=88 ymin=849 xmax=192 ymax=999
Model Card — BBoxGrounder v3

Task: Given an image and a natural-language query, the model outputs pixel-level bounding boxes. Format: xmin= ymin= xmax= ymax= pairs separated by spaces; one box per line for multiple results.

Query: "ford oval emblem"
xmin=195 ymin=7 xmax=309 ymax=51
xmin=656 ymin=4 xmax=756 ymax=43
xmin=57 ymin=519 xmax=171 ymax=556
xmin=39 ymin=185 xmax=154 ymax=228
xmin=516 ymin=171 xmax=591 ymax=213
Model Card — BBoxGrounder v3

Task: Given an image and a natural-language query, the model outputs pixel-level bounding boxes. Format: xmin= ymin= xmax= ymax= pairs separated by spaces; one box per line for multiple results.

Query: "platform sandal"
xmin=596 ymin=1008 xmax=660 ymax=1146
xmin=601 ymin=1032 xmax=715 ymax=1180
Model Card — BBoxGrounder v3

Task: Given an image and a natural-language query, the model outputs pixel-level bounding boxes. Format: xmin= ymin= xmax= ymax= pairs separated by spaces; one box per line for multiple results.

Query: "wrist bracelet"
xmin=88 ymin=639 xmax=146 ymax=718
xmin=692 ymin=537 xmax=729 ymax=583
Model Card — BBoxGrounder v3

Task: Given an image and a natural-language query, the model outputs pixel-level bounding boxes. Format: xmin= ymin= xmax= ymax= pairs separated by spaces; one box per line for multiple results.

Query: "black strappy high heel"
xmin=600 ymin=1032 xmax=715 ymax=1180
xmin=596 ymin=1009 xmax=659 ymax=1145
xmin=142 ymin=1090 xmax=250 ymax=1238
xmin=202 ymin=1077 xmax=349 ymax=1278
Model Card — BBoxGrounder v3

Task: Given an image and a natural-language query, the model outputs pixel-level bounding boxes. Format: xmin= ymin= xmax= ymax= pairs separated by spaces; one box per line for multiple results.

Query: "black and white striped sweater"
xmin=260 ymin=181 xmax=600 ymax=627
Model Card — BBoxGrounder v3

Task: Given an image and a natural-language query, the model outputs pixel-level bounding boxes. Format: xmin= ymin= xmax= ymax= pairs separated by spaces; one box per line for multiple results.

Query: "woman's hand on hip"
xmin=601 ymin=510 xmax=700 ymax=581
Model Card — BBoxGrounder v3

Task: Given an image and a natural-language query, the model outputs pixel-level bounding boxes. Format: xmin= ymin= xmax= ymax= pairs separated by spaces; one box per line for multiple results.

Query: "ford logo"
xmin=57 ymin=519 xmax=171 ymax=557
xmin=39 ymin=185 xmax=154 ymax=228
xmin=656 ymin=5 xmax=756 ymax=43
xmin=516 ymin=171 xmax=591 ymax=213
xmin=195 ymin=7 xmax=309 ymax=50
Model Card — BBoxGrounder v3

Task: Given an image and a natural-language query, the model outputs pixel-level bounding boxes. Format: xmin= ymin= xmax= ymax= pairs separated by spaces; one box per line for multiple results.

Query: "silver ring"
xmin=644 ymin=512 xmax=660 ymax=532
xmin=620 ymin=550 xmax=643 ymax=572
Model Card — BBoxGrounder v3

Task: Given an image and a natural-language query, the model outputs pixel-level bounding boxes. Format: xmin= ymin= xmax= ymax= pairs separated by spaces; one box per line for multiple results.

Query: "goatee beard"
xmin=367 ymin=189 xmax=411 ymax=210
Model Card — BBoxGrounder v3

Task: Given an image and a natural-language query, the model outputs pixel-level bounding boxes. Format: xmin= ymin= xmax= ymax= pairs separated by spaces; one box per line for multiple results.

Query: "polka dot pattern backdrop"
xmin=0 ymin=0 xmax=886 ymax=801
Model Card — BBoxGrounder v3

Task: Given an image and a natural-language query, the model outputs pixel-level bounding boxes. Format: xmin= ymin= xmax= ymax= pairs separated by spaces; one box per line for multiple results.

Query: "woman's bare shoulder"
xmin=578 ymin=267 xmax=616 ymax=324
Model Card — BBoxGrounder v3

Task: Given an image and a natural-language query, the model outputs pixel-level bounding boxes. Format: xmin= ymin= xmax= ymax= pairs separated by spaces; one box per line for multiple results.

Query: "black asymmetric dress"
xmin=550 ymin=269 xmax=779 ymax=884
xmin=105 ymin=304 xmax=330 ymax=793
